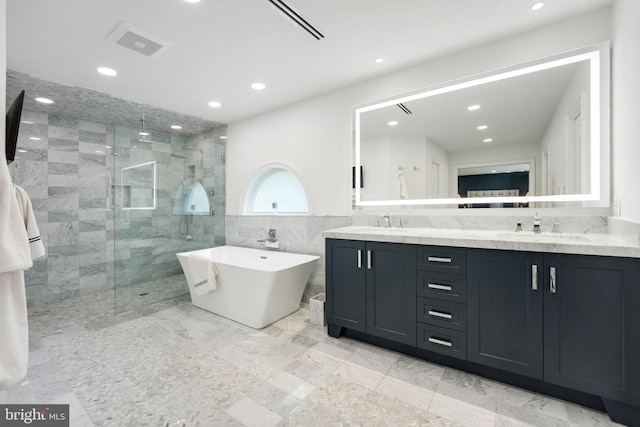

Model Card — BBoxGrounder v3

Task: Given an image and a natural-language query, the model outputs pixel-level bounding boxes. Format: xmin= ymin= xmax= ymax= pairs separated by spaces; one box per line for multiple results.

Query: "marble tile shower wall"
xmin=8 ymin=110 xmax=113 ymax=307
xmin=113 ymin=126 xmax=226 ymax=289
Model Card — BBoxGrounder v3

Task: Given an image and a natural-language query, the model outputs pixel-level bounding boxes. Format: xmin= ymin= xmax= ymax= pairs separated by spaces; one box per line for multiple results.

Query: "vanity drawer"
xmin=417 ymin=246 xmax=467 ymax=274
xmin=417 ymin=271 xmax=467 ymax=302
xmin=417 ymin=324 xmax=467 ymax=360
xmin=417 ymin=297 xmax=466 ymax=332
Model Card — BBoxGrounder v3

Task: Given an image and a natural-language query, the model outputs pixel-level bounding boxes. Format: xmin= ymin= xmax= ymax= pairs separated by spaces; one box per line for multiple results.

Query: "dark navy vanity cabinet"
xmin=326 ymin=238 xmax=640 ymax=426
xmin=326 ymin=240 xmax=416 ymax=345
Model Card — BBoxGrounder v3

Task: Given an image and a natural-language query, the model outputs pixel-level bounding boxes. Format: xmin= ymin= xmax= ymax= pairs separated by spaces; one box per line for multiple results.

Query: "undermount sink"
xmin=495 ymin=232 xmax=592 ymax=243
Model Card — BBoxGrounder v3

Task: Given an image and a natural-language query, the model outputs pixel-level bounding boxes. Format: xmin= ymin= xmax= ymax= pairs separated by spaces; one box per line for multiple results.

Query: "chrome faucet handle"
xmin=551 ymin=221 xmax=561 ymax=234
xmin=515 ymin=220 xmax=523 ymax=232
xmin=533 ymin=212 xmax=542 ymax=233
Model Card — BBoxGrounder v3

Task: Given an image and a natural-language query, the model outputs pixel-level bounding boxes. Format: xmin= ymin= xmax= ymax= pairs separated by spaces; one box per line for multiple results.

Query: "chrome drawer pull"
xmin=427 ymin=283 xmax=452 ymax=291
xmin=357 ymin=250 xmax=362 ymax=269
xmin=427 ymin=256 xmax=452 ymax=263
xmin=428 ymin=310 xmax=453 ymax=319
xmin=367 ymin=250 xmax=372 ymax=270
xmin=532 ymin=264 xmax=538 ymax=291
xmin=428 ymin=337 xmax=453 ymax=347
xmin=550 ymin=266 xmax=556 ymax=293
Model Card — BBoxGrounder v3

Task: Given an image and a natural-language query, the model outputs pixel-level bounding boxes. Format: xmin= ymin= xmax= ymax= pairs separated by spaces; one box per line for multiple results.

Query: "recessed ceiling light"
xmin=375 ymin=57 xmax=384 ymax=63
xmin=483 ymin=138 xmax=493 ymax=143
xmin=97 ymin=66 xmax=117 ymax=76
xmin=35 ymin=97 xmax=54 ymax=104
xmin=251 ymin=82 xmax=266 ymax=91
xmin=184 ymin=0 xmax=201 ymax=3
xmin=531 ymin=2 xmax=545 ymax=11
xmin=29 ymin=137 xmax=41 ymax=141
xmin=170 ymin=125 xmax=183 ymax=130
xmin=477 ymin=125 xmax=488 ymax=130
xmin=219 ymin=136 xmax=227 ymax=140
xmin=105 ymin=145 xmax=112 ymax=149
xmin=467 ymin=104 xmax=481 ymax=111
xmin=388 ymin=121 xmax=399 ymax=126
xmin=207 ymin=101 xmax=222 ymax=108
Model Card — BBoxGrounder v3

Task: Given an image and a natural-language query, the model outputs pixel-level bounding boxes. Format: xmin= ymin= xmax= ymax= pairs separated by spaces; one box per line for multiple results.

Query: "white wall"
xmin=1 ymin=0 xmax=6 ymax=154
xmin=226 ymin=8 xmax=611 ymax=216
xmin=541 ymin=63 xmax=591 ymax=196
xmin=612 ymin=0 xmax=640 ymax=221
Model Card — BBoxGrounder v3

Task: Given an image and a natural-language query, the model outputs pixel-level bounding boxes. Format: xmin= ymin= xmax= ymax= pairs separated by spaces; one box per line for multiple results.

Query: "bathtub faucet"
xmin=257 ymin=229 xmax=279 ymax=250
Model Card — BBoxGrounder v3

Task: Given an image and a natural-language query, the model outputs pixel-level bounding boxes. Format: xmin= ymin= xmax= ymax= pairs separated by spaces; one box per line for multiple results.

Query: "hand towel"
xmin=189 ymin=253 xmax=219 ymax=295
xmin=394 ymin=170 xmax=409 ymax=200
xmin=0 ymin=154 xmax=31 ymax=273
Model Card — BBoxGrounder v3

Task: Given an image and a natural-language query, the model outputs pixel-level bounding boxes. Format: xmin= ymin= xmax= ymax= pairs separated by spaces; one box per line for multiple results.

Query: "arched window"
xmin=243 ymin=167 xmax=310 ymax=214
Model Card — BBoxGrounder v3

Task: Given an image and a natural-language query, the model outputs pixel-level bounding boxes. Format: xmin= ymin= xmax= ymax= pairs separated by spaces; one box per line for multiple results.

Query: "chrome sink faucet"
xmin=257 ymin=228 xmax=279 ymax=250
xmin=533 ymin=212 xmax=542 ymax=233
xmin=378 ymin=214 xmax=391 ymax=228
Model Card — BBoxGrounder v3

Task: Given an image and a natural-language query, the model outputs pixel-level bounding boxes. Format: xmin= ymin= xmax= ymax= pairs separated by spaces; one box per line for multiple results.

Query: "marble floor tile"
xmin=429 ymin=384 xmax=497 ymax=427
xmin=3 ymin=290 xmax=624 ymax=426
xmin=333 ymin=361 xmax=384 ymax=390
xmin=226 ymin=397 xmax=283 ymax=427
xmin=267 ymin=370 xmax=315 ymax=401
xmin=346 ymin=341 xmax=401 ymax=375
xmin=376 ymin=375 xmax=436 ymax=411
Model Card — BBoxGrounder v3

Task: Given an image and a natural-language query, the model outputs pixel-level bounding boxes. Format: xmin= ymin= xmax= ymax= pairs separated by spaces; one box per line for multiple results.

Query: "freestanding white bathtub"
xmin=176 ymin=246 xmax=319 ymax=329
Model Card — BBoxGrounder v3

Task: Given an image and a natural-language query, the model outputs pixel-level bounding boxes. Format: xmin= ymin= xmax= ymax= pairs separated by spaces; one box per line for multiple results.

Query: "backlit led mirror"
xmin=354 ymin=43 xmax=610 ymax=208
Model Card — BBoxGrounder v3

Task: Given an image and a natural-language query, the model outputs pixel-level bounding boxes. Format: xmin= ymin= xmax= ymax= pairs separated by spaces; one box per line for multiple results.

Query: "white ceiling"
xmin=6 ymin=0 xmax=613 ymax=126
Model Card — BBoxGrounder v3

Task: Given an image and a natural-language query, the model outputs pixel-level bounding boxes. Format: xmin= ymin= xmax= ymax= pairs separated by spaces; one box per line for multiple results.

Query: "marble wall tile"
xmin=79 ymin=131 xmax=107 ymax=145
xmin=48 ymin=150 xmax=79 ymax=164
xmin=48 ymin=222 xmax=79 ymax=246
xmin=48 ymin=137 xmax=79 ymax=151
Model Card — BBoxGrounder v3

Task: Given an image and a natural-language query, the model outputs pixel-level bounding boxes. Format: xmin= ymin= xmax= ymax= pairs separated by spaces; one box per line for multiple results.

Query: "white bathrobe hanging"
xmin=0 ymin=152 xmax=45 ymax=390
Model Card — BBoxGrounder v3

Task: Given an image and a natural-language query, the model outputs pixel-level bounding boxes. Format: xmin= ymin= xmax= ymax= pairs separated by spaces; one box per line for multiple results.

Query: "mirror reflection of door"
xmin=430 ymin=161 xmax=440 ymax=199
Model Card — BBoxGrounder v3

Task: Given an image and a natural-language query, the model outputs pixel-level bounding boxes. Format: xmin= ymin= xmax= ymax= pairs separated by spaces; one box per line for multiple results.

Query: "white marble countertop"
xmin=322 ymin=226 xmax=640 ymax=258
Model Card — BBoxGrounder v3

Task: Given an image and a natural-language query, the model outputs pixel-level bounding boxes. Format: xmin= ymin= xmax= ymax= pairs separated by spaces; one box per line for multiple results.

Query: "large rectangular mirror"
xmin=354 ymin=43 xmax=610 ymax=208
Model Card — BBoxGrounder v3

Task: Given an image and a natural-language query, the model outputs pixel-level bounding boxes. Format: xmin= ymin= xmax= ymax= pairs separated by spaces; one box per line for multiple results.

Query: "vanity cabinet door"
xmin=366 ymin=242 xmax=417 ymax=345
xmin=543 ymin=254 xmax=640 ymax=405
xmin=467 ymin=249 xmax=544 ymax=379
xmin=325 ymin=239 xmax=366 ymax=333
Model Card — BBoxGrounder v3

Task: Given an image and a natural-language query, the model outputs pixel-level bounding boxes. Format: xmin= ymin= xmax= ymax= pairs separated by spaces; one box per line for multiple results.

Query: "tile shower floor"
xmin=1 ymin=291 xmax=623 ymax=427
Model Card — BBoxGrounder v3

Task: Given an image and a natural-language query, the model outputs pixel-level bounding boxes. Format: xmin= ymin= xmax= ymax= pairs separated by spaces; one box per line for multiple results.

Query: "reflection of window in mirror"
xmin=244 ymin=167 xmax=309 ymax=214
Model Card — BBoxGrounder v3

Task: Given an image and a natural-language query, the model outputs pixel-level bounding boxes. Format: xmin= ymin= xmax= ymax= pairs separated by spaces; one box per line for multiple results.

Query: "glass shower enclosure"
xmin=113 ymin=124 xmax=225 ymax=312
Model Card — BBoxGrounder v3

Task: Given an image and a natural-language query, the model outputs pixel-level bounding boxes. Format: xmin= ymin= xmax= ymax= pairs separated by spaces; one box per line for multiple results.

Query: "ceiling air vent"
xmin=106 ymin=22 xmax=172 ymax=57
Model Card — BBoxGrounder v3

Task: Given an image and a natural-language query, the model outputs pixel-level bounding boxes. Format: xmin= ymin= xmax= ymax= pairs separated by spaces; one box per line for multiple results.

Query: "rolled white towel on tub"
xmin=188 ymin=253 xmax=219 ymax=295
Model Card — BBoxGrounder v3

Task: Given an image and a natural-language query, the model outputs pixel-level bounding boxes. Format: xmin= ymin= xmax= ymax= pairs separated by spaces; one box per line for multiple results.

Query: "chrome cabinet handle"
xmin=427 ymin=256 xmax=452 ymax=263
xmin=550 ymin=266 xmax=556 ymax=293
xmin=367 ymin=250 xmax=372 ymax=270
xmin=428 ymin=283 xmax=452 ymax=291
xmin=428 ymin=310 xmax=453 ymax=320
xmin=532 ymin=264 xmax=538 ymax=291
xmin=357 ymin=250 xmax=362 ymax=269
xmin=428 ymin=337 xmax=453 ymax=347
